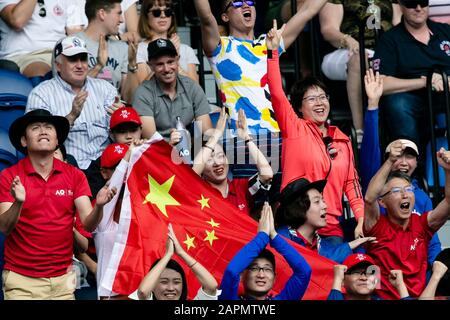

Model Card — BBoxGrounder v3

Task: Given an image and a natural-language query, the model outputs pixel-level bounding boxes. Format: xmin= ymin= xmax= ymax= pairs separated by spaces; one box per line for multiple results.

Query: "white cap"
xmin=54 ymin=36 xmax=88 ymax=58
xmin=385 ymin=139 xmax=419 ymax=156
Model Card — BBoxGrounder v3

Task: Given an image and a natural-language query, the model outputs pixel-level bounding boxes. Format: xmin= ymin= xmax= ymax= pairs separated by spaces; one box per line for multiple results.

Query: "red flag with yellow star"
xmin=101 ymin=135 xmax=334 ymax=299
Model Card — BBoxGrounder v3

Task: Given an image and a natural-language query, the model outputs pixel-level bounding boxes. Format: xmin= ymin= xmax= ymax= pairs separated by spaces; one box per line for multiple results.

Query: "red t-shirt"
xmin=209 ymin=178 xmax=251 ymax=215
xmin=364 ymin=212 xmax=434 ymax=299
xmin=0 ymin=157 xmax=91 ymax=278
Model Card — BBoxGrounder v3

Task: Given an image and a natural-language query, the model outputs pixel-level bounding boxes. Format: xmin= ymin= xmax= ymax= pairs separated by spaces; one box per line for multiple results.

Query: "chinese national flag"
xmin=101 ymin=134 xmax=334 ymax=299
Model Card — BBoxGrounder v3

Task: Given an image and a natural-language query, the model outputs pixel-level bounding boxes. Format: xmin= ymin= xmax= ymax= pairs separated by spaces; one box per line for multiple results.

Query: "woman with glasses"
xmin=135 ymin=0 xmax=199 ymax=83
xmin=275 ymin=177 xmax=377 ymax=263
xmin=219 ymin=202 xmax=311 ymax=300
xmin=266 ymin=20 xmax=365 ymax=247
xmin=130 ymin=224 xmax=220 ymax=300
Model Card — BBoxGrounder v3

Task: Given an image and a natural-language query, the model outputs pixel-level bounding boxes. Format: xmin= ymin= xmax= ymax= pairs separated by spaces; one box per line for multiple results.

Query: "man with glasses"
xmin=328 ymin=253 xmax=411 ymax=300
xmin=193 ymin=0 xmax=328 ymax=133
xmin=26 ymin=36 xmax=119 ymax=178
xmin=364 ymin=140 xmax=450 ymax=299
xmin=219 ymin=202 xmax=311 ymax=300
xmin=0 ymin=0 xmax=85 ymax=78
xmin=372 ymin=0 xmax=450 ymax=153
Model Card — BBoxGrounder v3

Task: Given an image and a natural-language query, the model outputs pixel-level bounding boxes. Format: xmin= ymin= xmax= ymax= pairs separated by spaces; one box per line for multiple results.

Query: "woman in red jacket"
xmin=266 ymin=21 xmax=364 ymax=244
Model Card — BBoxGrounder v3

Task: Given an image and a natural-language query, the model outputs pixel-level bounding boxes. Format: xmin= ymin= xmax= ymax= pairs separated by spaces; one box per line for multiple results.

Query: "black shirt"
xmin=373 ymin=19 xmax=450 ymax=79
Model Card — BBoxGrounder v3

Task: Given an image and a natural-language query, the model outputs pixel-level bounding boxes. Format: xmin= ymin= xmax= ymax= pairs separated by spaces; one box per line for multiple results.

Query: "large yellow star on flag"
xmin=183 ymin=234 xmax=196 ymax=251
xmin=197 ymin=194 xmax=210 ymax=210
xmin=206 ymin=218 xmax=220 ymax=228
xmin=143 ymin=174 xmax=180 ymax=218
xmin=203 ymin=229 xmax=219 ymax=246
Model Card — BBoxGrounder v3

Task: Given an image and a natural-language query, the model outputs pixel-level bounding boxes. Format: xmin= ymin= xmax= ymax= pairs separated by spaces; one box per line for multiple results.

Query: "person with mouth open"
xmin=274 ymin=177 xmax=377 ymax=263
xmin=266 ymin=20 xmax=365 ymax=254
xmin=364 ymin=140 xmax=450 ymax=299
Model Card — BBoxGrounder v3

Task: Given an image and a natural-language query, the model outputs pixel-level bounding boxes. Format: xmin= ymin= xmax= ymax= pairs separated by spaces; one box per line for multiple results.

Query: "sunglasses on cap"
xmin=38 ymin=0 xmax=46 ymax=18
xmin=400 ymin=0 xmax=429 ymax=9
xmin=149 ymin=8 xmax=173 ymax=18
xmin=224 ymin=0 xmax=255 ymax=12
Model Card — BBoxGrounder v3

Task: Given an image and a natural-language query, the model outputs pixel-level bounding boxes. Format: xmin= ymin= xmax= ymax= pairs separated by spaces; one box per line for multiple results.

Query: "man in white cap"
xmin=0 ymin=109 xmax=116 ymax=300
xmin=26 ymin=35 xmax=122 ymax=175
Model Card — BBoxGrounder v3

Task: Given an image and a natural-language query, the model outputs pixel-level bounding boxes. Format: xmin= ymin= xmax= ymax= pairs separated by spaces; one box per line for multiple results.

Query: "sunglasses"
xmin=323 ymin=136 xmax=337 ymax=160
xmin=224 ymin=0 xmax=255 ymax=12
xmin=400 ymin=0 xmax=429 ymax=9
xmin=38 ymin=0 xmax=46 ymax=18
xmin=149 ymin=8 xmax=173 ymax=18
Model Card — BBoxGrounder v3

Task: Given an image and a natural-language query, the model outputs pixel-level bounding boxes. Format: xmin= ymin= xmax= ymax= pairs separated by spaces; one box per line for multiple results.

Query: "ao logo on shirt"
xmin=55 ymin=189 xmax=74 ymax=197
xmin=410 ymin=238 xmax=420 ymax=251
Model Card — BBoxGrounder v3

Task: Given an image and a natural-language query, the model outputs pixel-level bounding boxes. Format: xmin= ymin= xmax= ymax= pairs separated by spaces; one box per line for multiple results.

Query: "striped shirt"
xmin=26 ymin=75 xmax=117 ymax=169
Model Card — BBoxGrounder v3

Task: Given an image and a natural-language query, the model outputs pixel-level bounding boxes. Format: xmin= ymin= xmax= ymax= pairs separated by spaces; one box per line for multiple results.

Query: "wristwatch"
xmin=128 ymin=64 xmax=138 ymax=73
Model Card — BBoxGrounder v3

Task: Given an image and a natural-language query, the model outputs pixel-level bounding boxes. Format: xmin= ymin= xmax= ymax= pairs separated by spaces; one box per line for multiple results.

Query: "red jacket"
xmin=268 ymin=51 xmax=364 ymax=237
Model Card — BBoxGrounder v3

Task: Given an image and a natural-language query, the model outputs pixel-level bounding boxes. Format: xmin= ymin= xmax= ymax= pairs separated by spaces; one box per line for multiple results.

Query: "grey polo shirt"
xmin=133 ymin=75 xmax=211 ymax=138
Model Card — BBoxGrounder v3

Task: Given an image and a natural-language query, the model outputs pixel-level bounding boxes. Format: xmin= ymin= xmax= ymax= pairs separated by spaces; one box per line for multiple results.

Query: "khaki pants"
xmin=2 ymin=270 xmax=75 ymax=300
xmin=7 ymin=48 xmax=52 ymax=73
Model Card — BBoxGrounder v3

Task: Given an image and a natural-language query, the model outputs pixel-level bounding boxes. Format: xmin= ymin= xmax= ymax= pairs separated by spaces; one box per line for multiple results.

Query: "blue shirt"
xmin=218 ymin=232 xmax=311 ymax=300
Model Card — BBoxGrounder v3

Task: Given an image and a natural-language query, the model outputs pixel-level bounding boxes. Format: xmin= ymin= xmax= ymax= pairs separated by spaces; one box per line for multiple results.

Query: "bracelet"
xmin=203 ymin=144 xmax=214 ymax=152
xmin=244 ymin=138 xmax=253 ymax=144
xmin=189 ymin=261 xmax=197 ymax=268
xmin=339 ymin=34 xmax=350 ymax=49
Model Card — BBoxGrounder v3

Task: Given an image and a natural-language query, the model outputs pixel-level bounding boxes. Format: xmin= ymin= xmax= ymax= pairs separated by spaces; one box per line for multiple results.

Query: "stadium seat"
xmin=0 ymin=128 xmax=20 ymax=170
xmin=0 ymin=68 xmax=33 ymax=132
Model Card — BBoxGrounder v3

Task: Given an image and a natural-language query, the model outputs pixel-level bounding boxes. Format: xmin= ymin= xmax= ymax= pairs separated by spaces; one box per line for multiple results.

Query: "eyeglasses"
xmin=323 ymin=136 xmax=337 ymax=160
xmin=149 ymin=8 xmax=174 ymax=18
xmin=400 ymin=0 xmax=429 ymax=9
xmin=224 ymin=0 xmax=255 ymax=12
xmin=247 ymin=266 xmax=274 ymax=274
xmin=346 ymin=268 xmax=376 ymax=277
xmin=379 ymin=185 xmax=415 ymax=198
xmin=302 ymin=94 xmax=330 ymax=105
xmin=38 ymin=0 xmax=46 ymax=18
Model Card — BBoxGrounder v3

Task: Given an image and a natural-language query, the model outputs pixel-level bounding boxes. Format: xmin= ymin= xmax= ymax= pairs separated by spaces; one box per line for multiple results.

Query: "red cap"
xmin=100 ymin=143 xmax=129 ymax=168
xmin=343 ymin=253 xmax=376 ymax=270
xmin=110 ymin=107 xmax=142 ymax=130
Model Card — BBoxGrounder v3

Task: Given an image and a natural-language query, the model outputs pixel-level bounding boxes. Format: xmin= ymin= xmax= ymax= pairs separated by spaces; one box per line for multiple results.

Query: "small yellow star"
xmin=197 ymin=194 xmax=210 ymax=210
xmin=203 ymin=229 xmax=219 ymax=246
xmin=183 ymin=234 xmax=196 ymax=251
xmin=143 ymin=174 xmax=180 ymax=218
xmin=206 ymin=218 xmax=220 ymax=228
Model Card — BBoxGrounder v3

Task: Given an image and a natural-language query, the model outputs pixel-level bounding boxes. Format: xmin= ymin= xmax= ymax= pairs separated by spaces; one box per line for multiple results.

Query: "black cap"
xmin=147 ymin=38 xmax=178 ymax=61
xmin=9 ymin=109 xmax=70 ymax=153
xmin=280 ymin=178 xmax=327 ymax=206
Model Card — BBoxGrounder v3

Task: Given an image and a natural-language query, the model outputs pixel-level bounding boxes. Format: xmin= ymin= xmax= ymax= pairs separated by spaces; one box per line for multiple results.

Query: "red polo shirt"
xmin=209 ymin=178 xmax=251 ymax=215
xmin=364 ymin=212 xmax=434 ymax=299
xmin=0 ymin=157 xmax=91 ymax=278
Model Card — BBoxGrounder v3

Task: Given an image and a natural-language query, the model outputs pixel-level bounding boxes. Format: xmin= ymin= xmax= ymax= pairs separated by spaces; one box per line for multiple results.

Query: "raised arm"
xmin=236 ymin=109 xmax=273 ymax=183
xmin=282 ymin=0 xmax=328 ymax=49
xmin=168 ymin=224 xmax=218 ymax=296
xmin=389 ymin=270 xmax=410 ymax=299
xmin=364 ymin=140 xmax=404 ymax=231
xmin=193 ymin=0 xmax=221 ymax=57
xmin=137 ymin=235 xmax=174 ymax=300
xmin=428 ymin=148 xmax=450 ymax=230
xmin=0 ymin=0 xmax=37 ymax=31
xmin=0 ymin=176 xmax=25 ymax=235
xmin=419 ymin=261 xmax=448 ymax=299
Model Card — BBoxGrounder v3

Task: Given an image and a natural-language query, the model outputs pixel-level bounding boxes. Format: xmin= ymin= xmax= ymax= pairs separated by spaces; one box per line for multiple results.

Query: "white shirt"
xmin=25 ymin=75 xmax=117 ymax=169
xmin=0 ymin=0 xmax=84 ymax=59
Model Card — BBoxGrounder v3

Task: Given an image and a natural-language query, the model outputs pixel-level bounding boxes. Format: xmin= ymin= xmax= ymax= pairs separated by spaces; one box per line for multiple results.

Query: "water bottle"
xmin=175 ymin=116 xmax=192 ymax=164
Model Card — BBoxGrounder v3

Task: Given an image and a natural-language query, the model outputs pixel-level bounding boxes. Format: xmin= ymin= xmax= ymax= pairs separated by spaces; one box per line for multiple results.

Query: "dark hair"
xmin=111 ymin=122 xmax=141 ymax=134
xmin=85 ymin=0 xmax=122 ymax=21
xmin=275 ymin=192 xmax=311 ymax=229
xmin=256 ymin=249 xmax=276 ymax=271
xmin=385 ymin=171 xmax=412 ymax=185
xmin=435 ymin=248 xmax=450 ymax=296
xmin=290 ymin=77 xmax=329 ymax=117
xmin=138 ymin=0 xmax=177 ymax=40
xmin=150 ymin=258 xmax=188 ymax=300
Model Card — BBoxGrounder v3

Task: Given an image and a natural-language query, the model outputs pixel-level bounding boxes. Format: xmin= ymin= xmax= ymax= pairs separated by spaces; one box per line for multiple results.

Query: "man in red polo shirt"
xmin=364 ymin=139 xmax=450 ymax=299
xmin=0 ymin=109 xmax=116 ymax=300
xmin=187 ymin=108 xmax=273 ymax=216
